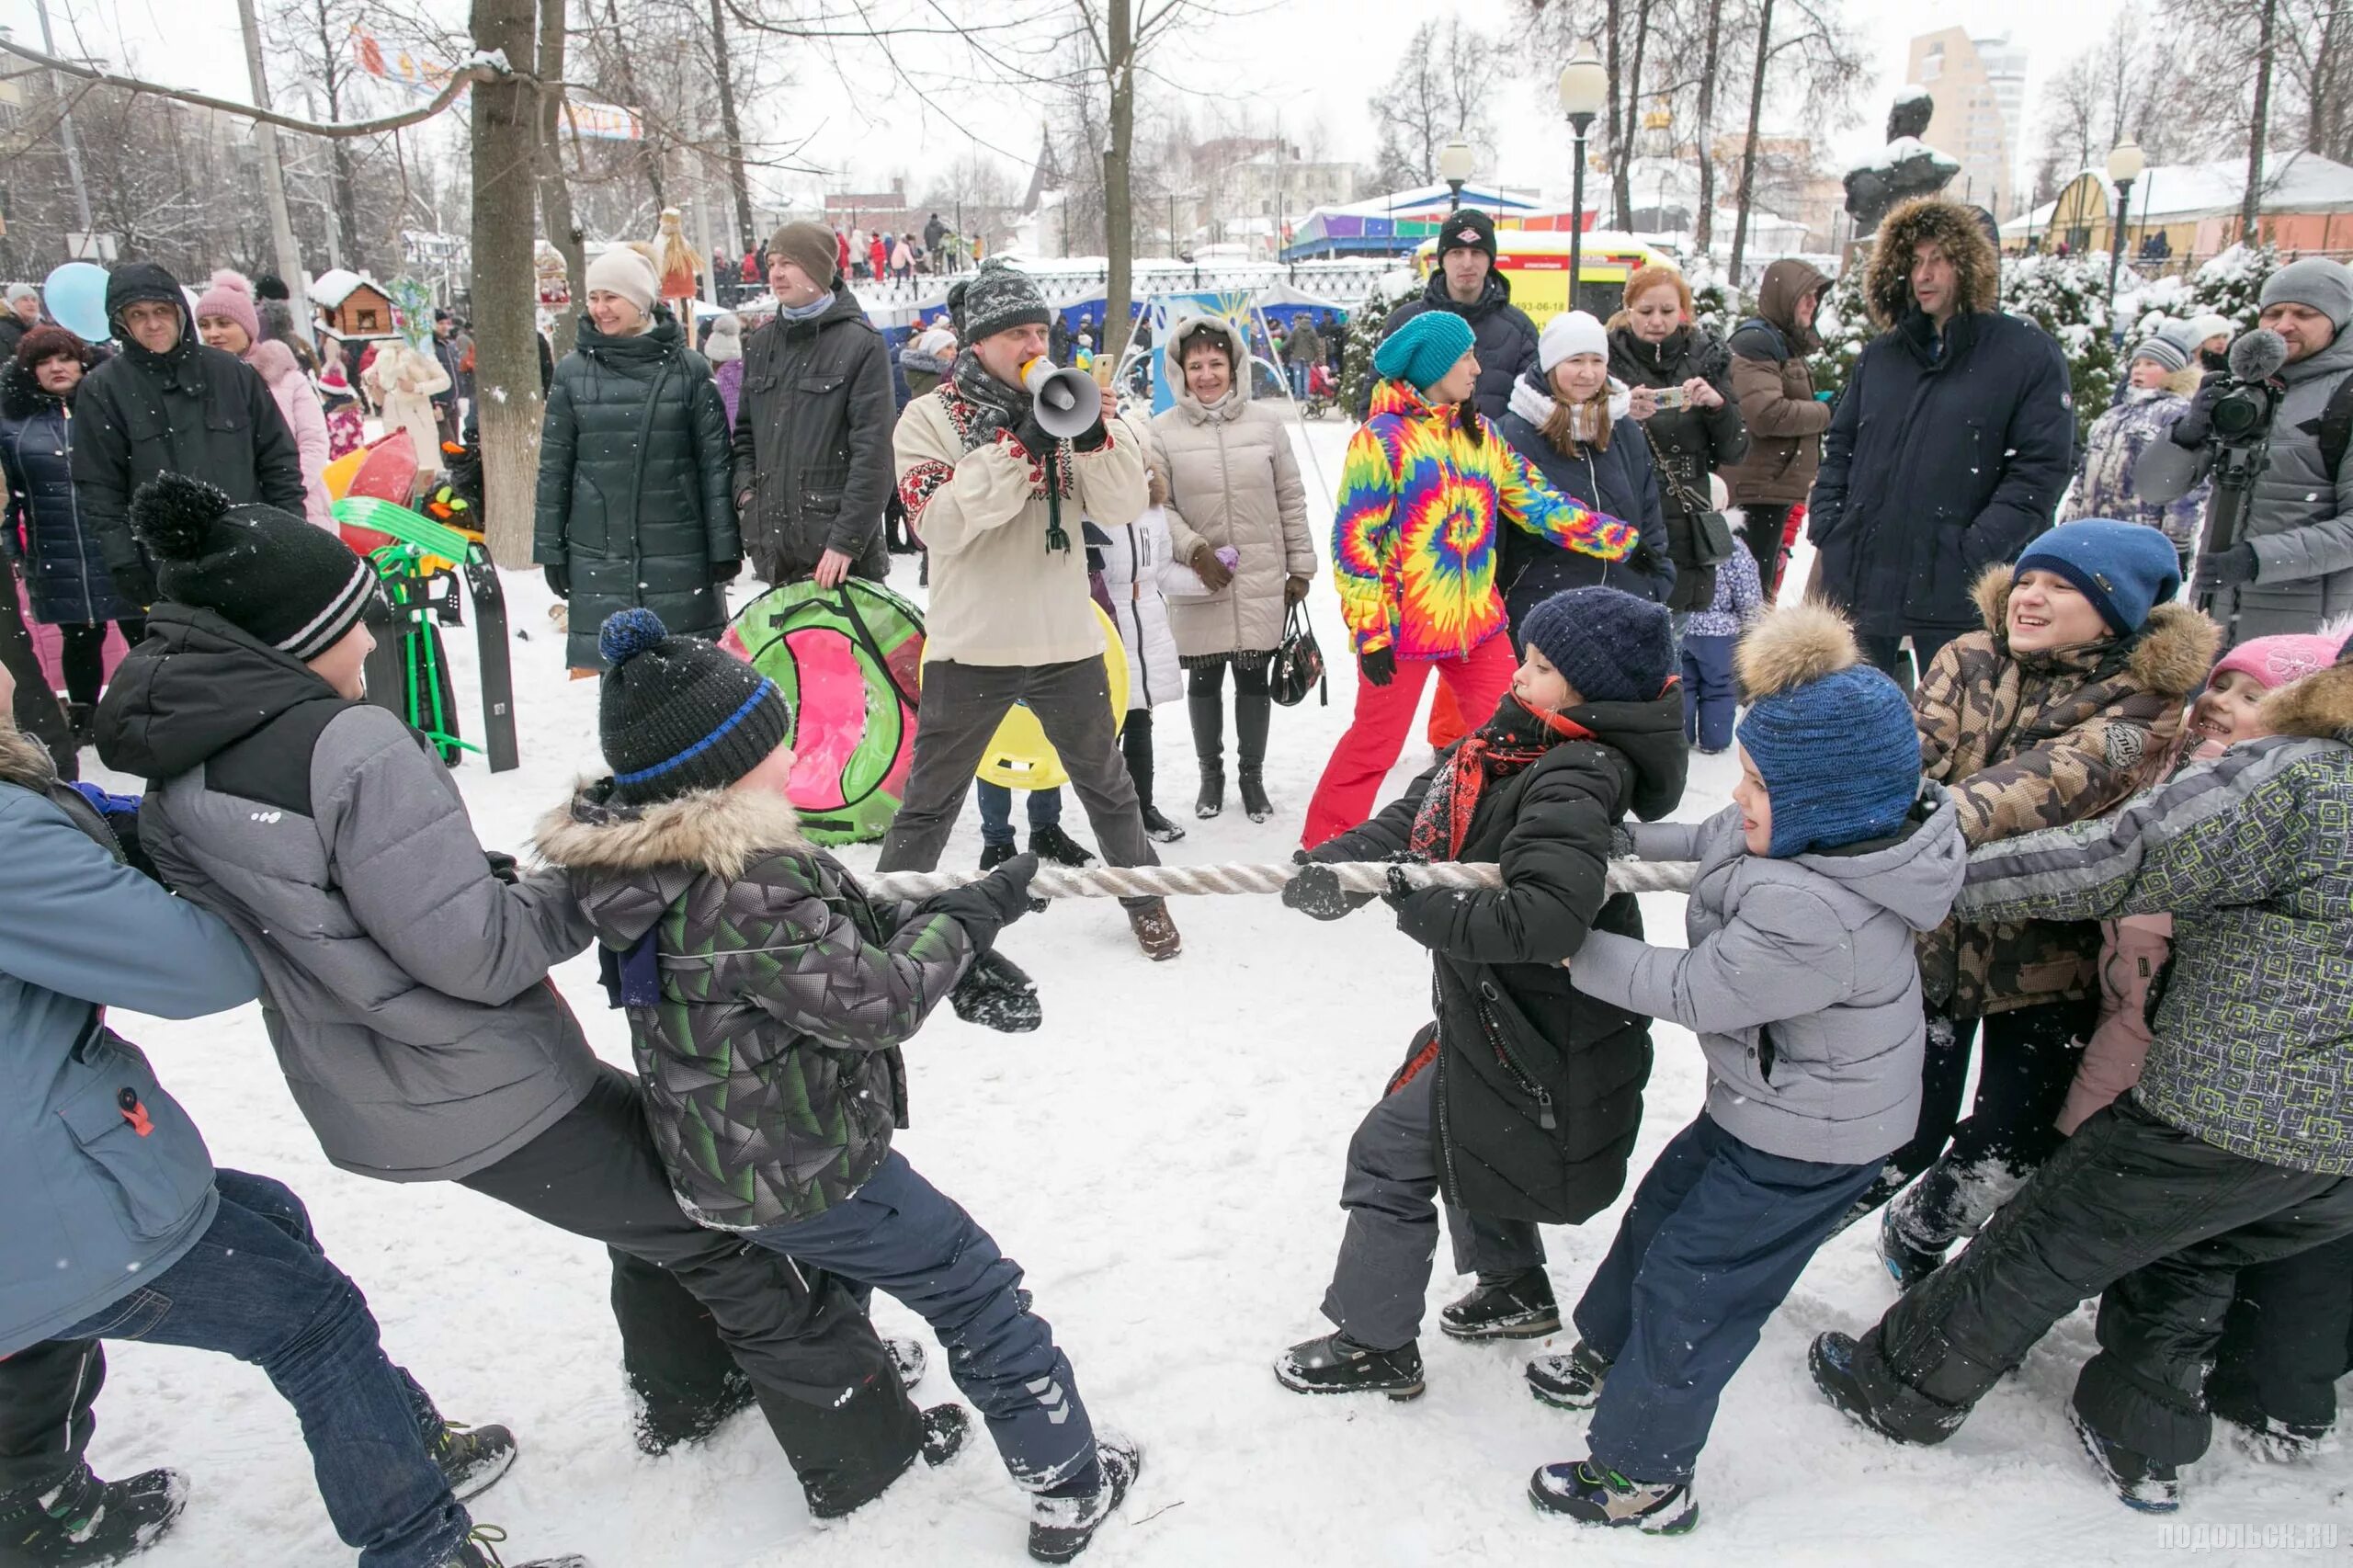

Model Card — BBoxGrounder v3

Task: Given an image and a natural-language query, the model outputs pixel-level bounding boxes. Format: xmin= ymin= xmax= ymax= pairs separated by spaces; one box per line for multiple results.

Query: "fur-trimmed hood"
xmin=535 ymin=778 xmax=812 ymax=882
xmin=1164 ymin=311 xmax=1251 ymax=423
xmin=1969 ymin=564 xmax=2221 ymax=698
xmin=0 ymin=723 xmax=56 ymax=790
xmin=2260 ymin=660 xmax=2353 ymax=742
xmin=1864 ymin=197 xmax=2000 ymax=330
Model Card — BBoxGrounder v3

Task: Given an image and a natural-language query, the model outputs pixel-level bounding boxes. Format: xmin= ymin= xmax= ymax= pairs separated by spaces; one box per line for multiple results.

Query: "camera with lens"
xmin=2204 ymin=376 xmax=2279 ymax=447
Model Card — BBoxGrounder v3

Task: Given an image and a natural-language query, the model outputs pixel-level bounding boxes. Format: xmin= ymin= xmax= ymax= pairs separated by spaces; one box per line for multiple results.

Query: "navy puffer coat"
xmin=0 ymin=356 xmax=135 ymax=624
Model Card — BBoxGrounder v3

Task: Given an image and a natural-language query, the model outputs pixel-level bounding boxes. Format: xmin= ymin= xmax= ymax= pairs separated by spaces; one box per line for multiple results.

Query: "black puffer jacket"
xmin=1370 ymin=268 xmax=1540 ymax=424
xmin=534 ymin=315 xmax=736 ymax=669
xmin=729 ymin=285 xmax=893 ymax=585
xmin=1313 ymin=692 xmax=1688 ymax=1224
xmin=1608 ymin=323 xmax=1748 ymax=612
xmin=2 ymin=356 xmax=139 ymax=625
xmin=72 ymin=263 xmax=305 ymax=606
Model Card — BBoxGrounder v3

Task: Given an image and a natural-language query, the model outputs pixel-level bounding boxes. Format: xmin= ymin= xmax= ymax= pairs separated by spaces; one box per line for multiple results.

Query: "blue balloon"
xmin=41 ymin=262 xmax=111 ymax=344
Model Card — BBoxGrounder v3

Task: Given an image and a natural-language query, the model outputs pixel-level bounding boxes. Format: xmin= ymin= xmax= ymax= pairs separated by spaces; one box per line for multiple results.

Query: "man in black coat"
xmin=732 ymin=222 xmax=893 ymax=587
xmin=71 ymin=262 xmax=305 ymax=609
xmin=1809 ymin=196 xmax=2072 ymax=682
xmin=1362 ymin=209 xmax=1539 ymax=423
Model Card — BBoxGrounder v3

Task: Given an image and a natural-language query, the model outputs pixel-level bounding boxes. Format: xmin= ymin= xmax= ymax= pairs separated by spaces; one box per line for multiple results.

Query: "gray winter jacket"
xmin=1570 ymin=790 xmax=1969 ymax=1165
xmin=2196 ymin=328 xmax=2353 ymax=639
xmin=1 ymin=725 xmax=260 ymax=1355
xmin=95 ymin=605 xmax=602 ymax=1182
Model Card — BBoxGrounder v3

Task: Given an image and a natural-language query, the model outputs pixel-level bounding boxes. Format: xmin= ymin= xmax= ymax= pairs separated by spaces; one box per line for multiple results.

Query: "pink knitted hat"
xmin=193 ymin=270 xmax=261 ymax=347
xmin=2211 ymin=633 xmax=2344 ymax=691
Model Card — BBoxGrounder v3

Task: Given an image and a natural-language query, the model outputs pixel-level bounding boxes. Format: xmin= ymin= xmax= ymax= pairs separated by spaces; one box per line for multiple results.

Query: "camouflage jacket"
xmin=1957 ymin=663 xmax=2353 ymax=1173
xmin=1913 ymin=568 xmax=2218 ymax=1017
xmin=536 ymin=782 xmax=974 ymax=1230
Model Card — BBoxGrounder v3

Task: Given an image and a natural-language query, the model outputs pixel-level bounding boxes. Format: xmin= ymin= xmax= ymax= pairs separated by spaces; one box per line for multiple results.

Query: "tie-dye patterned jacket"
xmin=1333 ymin=379 xmax=1635 ymax=660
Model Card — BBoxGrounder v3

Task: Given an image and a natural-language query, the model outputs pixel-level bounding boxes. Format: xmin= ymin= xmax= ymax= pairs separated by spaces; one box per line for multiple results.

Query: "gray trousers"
xmin=1323 ymin=1068 xmax=1549 ymax=1350
xmin=877 ymin=657 xmax=1157 ymax=894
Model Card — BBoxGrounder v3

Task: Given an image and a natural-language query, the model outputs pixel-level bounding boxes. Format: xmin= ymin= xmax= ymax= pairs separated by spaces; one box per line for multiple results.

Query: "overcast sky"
xmin=1 ymin=0 xmax=2136 ymax=219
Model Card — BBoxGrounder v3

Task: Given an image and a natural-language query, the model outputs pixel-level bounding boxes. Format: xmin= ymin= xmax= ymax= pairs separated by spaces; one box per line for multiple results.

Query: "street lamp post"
xmin=1439 ymin=139 xmax=1474 ymax=210
xmin=2105 ymin=139 xmax=2145 ymax=335
xmin=1558 ymin=41 xmax=1608 ymax=317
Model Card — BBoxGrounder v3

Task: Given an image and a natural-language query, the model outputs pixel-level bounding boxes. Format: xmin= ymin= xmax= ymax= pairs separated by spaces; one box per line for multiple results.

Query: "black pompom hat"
xmin=131 ymin=472 xmax=377 ymax=661
xmin=596 ymin=608 xmax=793 ymax=805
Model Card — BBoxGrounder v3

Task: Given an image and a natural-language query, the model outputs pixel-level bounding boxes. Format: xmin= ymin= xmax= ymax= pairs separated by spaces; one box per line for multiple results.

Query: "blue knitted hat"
xmin=1518 ymin=586 xmax=1675 ymax=705
xmin=2012 ymin=519 xmax=2182 ymax=637
xmin=1734 ymin=605 xmax=1921 ymax=858
xmin=597 ymin=608 xmax=793 ymax=806
xmin=1373 ymin=310 xmax=1476 ymax=394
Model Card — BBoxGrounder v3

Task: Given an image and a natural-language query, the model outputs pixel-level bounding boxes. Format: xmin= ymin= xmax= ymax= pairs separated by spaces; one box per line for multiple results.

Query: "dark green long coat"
xmin=534 ymin=316 xmax=737 ymax=668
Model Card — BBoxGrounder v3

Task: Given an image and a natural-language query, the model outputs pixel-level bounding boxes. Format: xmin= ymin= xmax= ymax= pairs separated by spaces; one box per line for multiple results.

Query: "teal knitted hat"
xmin=1734 ymin=604 xmax=1921 ymax=857
xmin=1373 ymin=311 xmax=1476 ymax=393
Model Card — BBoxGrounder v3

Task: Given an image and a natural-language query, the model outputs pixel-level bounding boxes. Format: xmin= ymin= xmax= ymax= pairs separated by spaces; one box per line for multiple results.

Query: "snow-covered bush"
xmin=1807 ymin=264 xmax=1871 ymax=400
xmin=1336 ymin=284 xmax=1397 ymax=417
xmin=2002 ymin=252 xmax=2119 ymax=445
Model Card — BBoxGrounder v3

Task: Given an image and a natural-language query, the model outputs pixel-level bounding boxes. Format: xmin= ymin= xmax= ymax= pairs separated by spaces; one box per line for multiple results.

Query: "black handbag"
xmin=1270 ymin=600 xmax=1327 ymax=708
xmin=1641 ymin=424 xmax=1738 ymax=569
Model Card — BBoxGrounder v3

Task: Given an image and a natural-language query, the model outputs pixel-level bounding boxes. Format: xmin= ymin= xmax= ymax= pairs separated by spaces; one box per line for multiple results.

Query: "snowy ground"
xmin=82 ymin=418 xmax=2350 ymax=1566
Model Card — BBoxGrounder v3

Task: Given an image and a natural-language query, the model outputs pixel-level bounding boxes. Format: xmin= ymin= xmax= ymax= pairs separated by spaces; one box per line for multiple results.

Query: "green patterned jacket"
xmin=537 ymin=782 xmax=974 ymax=1229
xmin=1957 ymin=663 xmax=2353 ymax=1174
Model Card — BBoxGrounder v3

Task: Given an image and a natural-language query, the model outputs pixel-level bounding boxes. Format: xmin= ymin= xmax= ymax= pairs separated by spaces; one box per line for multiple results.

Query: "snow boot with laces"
xmin=0 ymin=1462 xmax=185 ymax=1567
xmin=429 ymin=1420 xmax=517 ymax=1503
xmin=441 ymin=1524 xmax=588 ymax=1567
xmin=1028 ymin=824 xmax=1097 ymax=869
xmin=1528 ymin=1459 xmax=1697 ymax=1534
xmin=1525 ymin=1339 xmax=1612 ymax=1408
xmin=1124 ymin=898 xmax=1181 ymax=960
xmin=1440 ymin=1269 xmax=1561 ymax=1340
xmin=1028 ymin=1435 xmax=1142 ymax=1563
xmin=1273 ymin=1331 xmax=1425 ymax=1400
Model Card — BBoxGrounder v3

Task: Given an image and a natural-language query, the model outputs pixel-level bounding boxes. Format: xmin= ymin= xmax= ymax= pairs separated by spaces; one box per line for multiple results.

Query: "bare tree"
xmin=1370 ymin=18 xmax=1501 ymax=188
xmin=1691 ymin=0 xmax=1723 ymax=245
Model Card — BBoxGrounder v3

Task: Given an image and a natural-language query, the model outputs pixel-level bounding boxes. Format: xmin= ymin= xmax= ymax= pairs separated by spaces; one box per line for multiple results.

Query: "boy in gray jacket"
xmin=1525 ymin=604 xmax=1965 ymax=1535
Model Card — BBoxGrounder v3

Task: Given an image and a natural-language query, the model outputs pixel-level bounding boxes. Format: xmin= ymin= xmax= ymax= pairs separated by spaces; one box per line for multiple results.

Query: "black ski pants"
xmin=2208 ymin=1230 xmax=2353 ymax=1435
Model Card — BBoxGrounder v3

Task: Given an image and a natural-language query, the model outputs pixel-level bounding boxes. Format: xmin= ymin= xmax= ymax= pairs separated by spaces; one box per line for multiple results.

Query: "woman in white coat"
xmin=1084 ymin=465 xmax=1189 ymax=841
xmin=362 ymin=336 xmax=453 ymax=483
xmin=1149 ymin=314 xmax=1313 ymax=823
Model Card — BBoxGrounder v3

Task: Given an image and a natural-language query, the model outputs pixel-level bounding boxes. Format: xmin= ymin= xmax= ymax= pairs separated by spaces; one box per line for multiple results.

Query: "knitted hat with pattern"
xmin=1734 ymin=604 xmax=1922 ymax=858
xmin=961 ymin=259 xmax=1051 ymax=344
xmin=596 ymin=608 xmax=793 ymax=805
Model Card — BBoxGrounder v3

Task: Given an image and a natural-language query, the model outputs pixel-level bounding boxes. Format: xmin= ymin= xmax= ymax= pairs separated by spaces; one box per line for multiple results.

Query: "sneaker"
xmin=1528 ymin=1458 xmax=1697 ymax=1534
xmin=919 ymin=1403 xmax=971 ymax=1468
xmin=444 ymin=1524 xmax=589 ymax=1567
xmin=1808 ymin=1332 xmax=1922 ymax=1445
xmin=1876 ymin=1208 xmax=1946 ymax=1294
xmin=430 ymin=1421 xmax=518 ymax=1503
xmin=1272 ymin=1331 xmax=1425 ymax=1400
xmin=0 ymin=1464 xmax=185 ymax=1568
xmin=2070 ymin=1407 xmax=2180 ymax=1512
xmin=1524 ymin=1339 xmax=1611 ymax=1409
xmin=1440 ymin=1270 xmax=1561 ymax=1341
xmin=1029 ymin=824 xmax=1097 ymax=869
xmin=1028 ymin=1436 xmax=1142 ymax=1563
xmin=2219 ymin=1406 xmax=2335 ymax=1463
xmin=1125 ymin=898 xmax=1181 ymax=961
xmin=1138 ymin=805 xmax=1188 ymax=843
xmin=889 ymin=1336 xmax=927 ymax=1390
xmin=1236 ymin=768 xmax=1273 ymax=823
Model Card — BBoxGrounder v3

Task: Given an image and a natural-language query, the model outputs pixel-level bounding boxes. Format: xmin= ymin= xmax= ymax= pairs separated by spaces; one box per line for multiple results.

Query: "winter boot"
xmin=1028 ymin=1435 xmax=1142 ymax=1563
xmin=1124 ymin=898 xmax=1181 ymax=961
xmin=919 ymin=1403 xmax=971 ymax=1468
xmin=1528 ymin=1459 xmax=1697 ymax=1534
xmin=441 ymin=1525 xmax=588 ymax=1567
xmin=1807 ymin=1332 xmax=1930 ymax=1445
xmin=64 ymin=702 xmax=95 ymax=748
xmin=1233 ymin=692 xmax=1272 ymax=822
xmin=1273 ymin=1331 xmax=1425 ymax=1400
xmin=2218 ymin=1406 xmax=2335 ymax=1463
xmin=1188 ymin=682 xmax=1224 ymax=820
xmin=1525 ymin=1339 xmax=1612 ymax=1409
xmin=979 ymin=840 xmax=1018 ymax=872
xmin=1138 ymin=804 xmax=1187 ymax=843
xmin=1440 ymin=1269 xmax=1561 ymax=1341
xmin=2070 ymin=1407 xmax=2180 ymax=1511
xmin=631 ymin=1367 xmax=756 ymax=1457
xmin=1193 ymin=768 xmax=1224 ymax=819
xmin=430 ymin=1421 xmax=518 ymax=1503
xmin=890 ymin=1337 xmax=928 ymax=1390
xmin=0 ymin=1463 xmax=185 ymax=1567
xmin=1029 ymin=824 xmax=1097 ymax=869
xmin=1235 ymin=769 xmax=1273 ymax=823
xmin=1876 ymin=1207 xmax=1946 ymax=1295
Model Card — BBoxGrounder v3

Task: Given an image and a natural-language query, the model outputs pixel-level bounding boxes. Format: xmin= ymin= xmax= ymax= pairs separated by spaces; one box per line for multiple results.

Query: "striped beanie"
xmin=131 ymin=472 xmax=376 ymax=660
xmin=596 ymin=608 xmax=793 ymax=805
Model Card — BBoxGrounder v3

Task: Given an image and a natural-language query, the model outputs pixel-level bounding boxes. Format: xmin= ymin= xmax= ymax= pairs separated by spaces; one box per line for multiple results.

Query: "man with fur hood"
xmin=1813 ymin=653 xmax=2353 ymax=1516
xmin=1810 ymin=197 xmax=2074 ymax=683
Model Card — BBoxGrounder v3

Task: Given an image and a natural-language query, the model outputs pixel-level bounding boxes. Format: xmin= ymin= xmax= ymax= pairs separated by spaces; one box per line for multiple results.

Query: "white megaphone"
xmin=1022 ymin=358 xmax=1101 ymax=439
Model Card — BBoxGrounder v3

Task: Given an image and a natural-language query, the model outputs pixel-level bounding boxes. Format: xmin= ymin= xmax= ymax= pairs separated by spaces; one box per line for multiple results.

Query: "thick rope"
xmin=861 ymin=858 xmax=1698 ymax=901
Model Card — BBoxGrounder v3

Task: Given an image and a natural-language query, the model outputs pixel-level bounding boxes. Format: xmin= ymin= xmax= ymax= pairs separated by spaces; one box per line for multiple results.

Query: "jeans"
xmin=1288 ymin=362 xmax=1309 ymax=402
xmin=1679 ymin=632 xmax=1738 ymax=752
xmin=975 ymin=782 xmax=1063 ymax=847
xmin=747 ymin=1153 xmax=1100 ymax=1494
xmin=1575 ymin=1115 xmax=1878 ymax=1483
xmin=20 ymin=1170 xmax=468 ymax=1568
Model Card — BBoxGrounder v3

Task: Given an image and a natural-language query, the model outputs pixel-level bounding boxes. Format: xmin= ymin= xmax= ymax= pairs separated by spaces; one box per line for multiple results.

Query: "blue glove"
xmin=69 ymin=781 xmax=142 ymax=821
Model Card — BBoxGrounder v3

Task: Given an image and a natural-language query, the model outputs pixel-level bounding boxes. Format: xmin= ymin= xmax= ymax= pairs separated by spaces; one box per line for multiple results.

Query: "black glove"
xmin=1012 ymin=414 xmax=1059 ymax=461
xmin=2170 ymin=370 xmax=2229 ymax=449
xmin=1380 ymin=862 xmax=1417 ymax=909
xmin=2195 ymin=541 xmax=2259 ymax=591
xmin=1282 ymin=859 xmax=1374 ymax=921
xmin=1358 ymin=647 xmax=1395 ymax=687
xmin=1069 ymin=415 xmax=1110 ymax=452
xmin=483 ymin=850 xmax=520 ymax=884
xmin=543 ymin=563 xmax=571 ymax=598
xmin=949 ymin=949 xmax=1042 ymax=1033
xmin=710 ymin=558 xmax=743 ymax=584
xmin=917 ymin=851 xmax=1040 ymax=952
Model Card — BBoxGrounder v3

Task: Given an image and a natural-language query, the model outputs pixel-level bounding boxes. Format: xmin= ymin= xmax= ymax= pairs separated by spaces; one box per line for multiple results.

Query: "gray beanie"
xmin=2129 ymin=326 xmax=2189 ymax=373
xmin=961 ymin=259 xmax=1051 ymax=344
xmin=2259 ymin=257 xmax=2353 ymax=332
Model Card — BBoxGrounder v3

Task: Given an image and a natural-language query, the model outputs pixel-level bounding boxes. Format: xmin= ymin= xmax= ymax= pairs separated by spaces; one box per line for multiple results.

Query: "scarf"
xmin=1407 ymin=696 xmax=1594 ymax=860
xmin=943 ymin=347 xmax=1073 ymax=552
xmin=777 ymin=291 xmax=835 ymax=324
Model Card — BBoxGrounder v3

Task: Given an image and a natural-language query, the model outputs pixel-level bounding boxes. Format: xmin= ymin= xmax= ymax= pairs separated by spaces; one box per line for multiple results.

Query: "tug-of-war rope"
xmin=861 ymin=858 xmax=1701 ymax=902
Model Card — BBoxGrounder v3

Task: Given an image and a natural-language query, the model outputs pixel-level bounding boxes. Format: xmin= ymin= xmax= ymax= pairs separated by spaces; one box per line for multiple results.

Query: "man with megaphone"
xmin=884 ymin=260 xmax=1182 ymax=960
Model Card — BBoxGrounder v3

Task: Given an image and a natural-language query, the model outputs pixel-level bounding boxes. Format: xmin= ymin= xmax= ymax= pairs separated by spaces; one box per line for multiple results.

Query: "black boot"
xmin=2071 ymin=1407 xmax=2181 ymax=1512
xmin=1233 ymin=690 xmax=1272 ymax=822
xmin=443 ymin=1526 xmax=589 ymax=1567
xmin=1440 ymin=1269 xmax=1560 ymax=1341
xmin=64 ymin=702 xmax=96 ymax=748
xmin=1195 ymin=767 xmax=1224 ymax=819
xmin=1525 ymin=1339 xmax=1612 ymax=1408
xmin=1029 ymin=824 xmax=1097 ymax=868
xmin=429 ymin=1420 xmax=519 ymax=1503
xmin=1028 ymin=1435 xmax=1142 ymax=1563
xmin=1273 ymin=1331 xmax=1425 ymax=1399
xmin=1188 ymin=678 xmax=1224 ymax=819
xmin=0 ymin=1462 xmax=187 ymax=1567
xmin=980 ymin=840 xmax=1017 ymax=872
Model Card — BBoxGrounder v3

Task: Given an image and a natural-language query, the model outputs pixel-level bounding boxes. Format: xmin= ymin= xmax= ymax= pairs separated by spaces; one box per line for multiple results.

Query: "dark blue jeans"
xmin=1574 ymin=1115 xmax=1878 ymax=1483
xmin=1679 ymin=632 xmax=1738 ymax=752
xmin=746 ymin=1153 xmax=1099 ymax=1494
xmin=974 ymin=782 xmax=1063 ymax=847
xmin=48 ymin=1169 xmax=466 ymax=1568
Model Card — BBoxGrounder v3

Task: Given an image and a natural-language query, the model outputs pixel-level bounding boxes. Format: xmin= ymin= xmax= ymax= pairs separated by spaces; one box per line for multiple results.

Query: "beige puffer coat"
xmin=1149 ymin=314 xmax=1314 ymax=660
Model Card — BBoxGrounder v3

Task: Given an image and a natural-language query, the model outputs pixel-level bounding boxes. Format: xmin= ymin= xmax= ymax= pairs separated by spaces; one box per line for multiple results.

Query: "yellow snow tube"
xmin=925 ymin=602 xmax=1127 ymax=790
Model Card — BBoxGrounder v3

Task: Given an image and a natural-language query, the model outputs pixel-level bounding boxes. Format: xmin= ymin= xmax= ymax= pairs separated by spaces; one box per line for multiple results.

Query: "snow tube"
xmin=939 ymin=603 xmax=1127 ymax=791
xmin=332 ymin=433 xmax=422 ymax=559
xmin=722 ymin=579 xmax=926 ymax=846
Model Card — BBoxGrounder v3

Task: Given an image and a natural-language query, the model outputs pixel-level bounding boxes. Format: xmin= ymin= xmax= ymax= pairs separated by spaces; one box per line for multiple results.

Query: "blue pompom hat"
xmin=1733 ymin=604 xmax=1922 ymax=857
xmin=1372 ymin=310 xmax=1477 ymax=395
xmin=596 ymin=608 xmax=793 ymax=805
xmin=2012 ymin=519 xmax=2183 ymax=637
